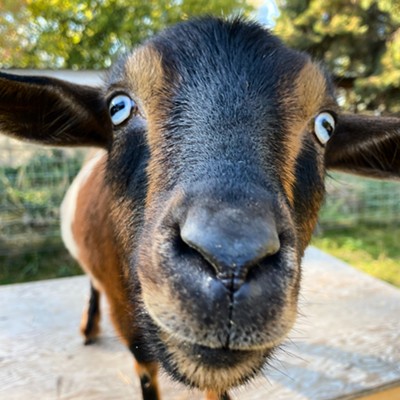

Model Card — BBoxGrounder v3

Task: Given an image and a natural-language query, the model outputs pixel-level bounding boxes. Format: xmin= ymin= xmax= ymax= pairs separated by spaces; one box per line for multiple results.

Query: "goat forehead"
xmin=151 ymin=20 xmax=306 ymax=102
xmin=119 ymin=19 xmax=330 ymax=118
xmin=124 ymin=46 xmax=165 ymax=113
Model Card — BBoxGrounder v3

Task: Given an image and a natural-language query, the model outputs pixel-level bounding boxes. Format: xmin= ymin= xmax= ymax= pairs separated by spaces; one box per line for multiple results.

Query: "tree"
xmin=0 ymin=0 xmax=253 ymax=70
xmin=275 ymin=0 xmax=400 ymax=113
xmin=0 ymin=0 xmax=31 ymax=68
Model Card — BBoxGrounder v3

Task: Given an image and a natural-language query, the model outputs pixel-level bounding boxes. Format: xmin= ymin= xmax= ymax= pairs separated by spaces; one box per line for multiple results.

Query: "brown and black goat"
xmin=0 ymin=17 xmax=399 ymax=400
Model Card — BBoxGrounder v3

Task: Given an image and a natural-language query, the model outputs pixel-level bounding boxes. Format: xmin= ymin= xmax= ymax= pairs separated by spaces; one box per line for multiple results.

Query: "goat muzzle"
xmin=138 ymin=187 xmax=299 ymax=350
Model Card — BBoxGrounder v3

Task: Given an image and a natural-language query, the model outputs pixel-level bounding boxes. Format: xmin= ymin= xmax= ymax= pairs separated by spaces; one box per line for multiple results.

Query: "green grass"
xmin=0 ymin=243 xmax=82 ymax=285
xmin=312 ymin=223 xmax=400 ymax=287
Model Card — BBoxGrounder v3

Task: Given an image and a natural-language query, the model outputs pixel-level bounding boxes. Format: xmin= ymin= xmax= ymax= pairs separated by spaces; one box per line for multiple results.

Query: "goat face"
xmin=106 ymin=18 xmax=334 ymax=391
xmin=1 ymin=16 xmax=399 ymax=397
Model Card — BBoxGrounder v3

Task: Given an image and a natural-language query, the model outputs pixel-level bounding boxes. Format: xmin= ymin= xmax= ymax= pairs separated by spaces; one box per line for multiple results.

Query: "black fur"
xmin=83 ymin=282 xmax=100 ymax=345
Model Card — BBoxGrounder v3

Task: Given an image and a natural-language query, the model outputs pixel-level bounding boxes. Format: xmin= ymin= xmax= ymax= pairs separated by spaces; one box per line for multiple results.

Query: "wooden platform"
xmin=1 ymin=247 xmax=399 ymax=399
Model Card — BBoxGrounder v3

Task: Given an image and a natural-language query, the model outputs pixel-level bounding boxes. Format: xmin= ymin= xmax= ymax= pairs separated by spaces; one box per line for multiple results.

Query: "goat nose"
xmin=180 ymin=206 xmax=280 ymax=290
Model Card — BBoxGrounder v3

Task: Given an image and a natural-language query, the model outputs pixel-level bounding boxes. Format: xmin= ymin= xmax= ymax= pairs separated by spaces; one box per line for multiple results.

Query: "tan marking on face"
xmin=280 ymin=61 xmax=327 ymax=205
xmin=125 ymin=45 xmax=177 ymax=206
xmin=125 ymin=45 xmax=165 ymax=119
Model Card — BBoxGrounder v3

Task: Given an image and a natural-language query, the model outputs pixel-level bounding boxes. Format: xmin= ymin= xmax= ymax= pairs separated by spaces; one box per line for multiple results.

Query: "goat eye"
xmin=314 ymin=112 xmax=335 ymax=145
xmin=109 ymin=94 xmax=135 ymax=125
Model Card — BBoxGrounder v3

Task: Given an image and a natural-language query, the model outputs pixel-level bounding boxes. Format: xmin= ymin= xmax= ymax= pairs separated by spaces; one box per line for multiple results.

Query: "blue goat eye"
xmin=314 ymin=112 xmax=335 ymax=145
xmin=109 ymin=94 xmax=135 ymax=125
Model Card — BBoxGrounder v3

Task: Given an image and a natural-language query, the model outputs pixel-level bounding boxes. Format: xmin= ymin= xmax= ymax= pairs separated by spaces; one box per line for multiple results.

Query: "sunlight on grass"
xmin=312 ymin=224 xmax=400 ymax=288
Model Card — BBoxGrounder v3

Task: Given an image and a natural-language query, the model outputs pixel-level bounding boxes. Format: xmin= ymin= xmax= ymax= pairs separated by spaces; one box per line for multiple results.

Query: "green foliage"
xmin=276 ymin=0 xmax=400 ymax=113
xmin=0 ymin=0 xmax=30 ymax=67
xmin=0 ymin=0 xmax=253 ymax=69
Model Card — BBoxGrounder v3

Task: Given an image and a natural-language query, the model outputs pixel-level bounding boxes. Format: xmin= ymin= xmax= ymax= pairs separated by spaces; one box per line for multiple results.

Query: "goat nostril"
xmin=264 ymin=231 xmax=280 ymax=257
xmin=180 ymin=229 xmax=220 ymax=272
xmin=179 ymin=206 xmax=281 ymax=289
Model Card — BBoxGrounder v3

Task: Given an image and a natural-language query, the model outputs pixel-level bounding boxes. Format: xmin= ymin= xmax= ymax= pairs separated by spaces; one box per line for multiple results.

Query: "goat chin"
xmin=155 ymin=330 xmax=274 ymax=393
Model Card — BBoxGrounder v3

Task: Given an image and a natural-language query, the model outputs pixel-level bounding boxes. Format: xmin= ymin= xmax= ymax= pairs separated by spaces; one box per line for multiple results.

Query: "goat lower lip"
xmin=164 ymin=335 xmax=273 ymax=368
xmin=158 ymin=331 xmax=272 ymax=392
xmin=189 ymin=344 xmax=256 ymax=367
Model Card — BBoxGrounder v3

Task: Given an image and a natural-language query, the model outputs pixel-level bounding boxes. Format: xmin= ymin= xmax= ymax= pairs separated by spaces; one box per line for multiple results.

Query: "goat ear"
xmin=325 ymin=114 xmax=400 ymax=180
xmin=0 ymin=72 xmax=112 ymax=148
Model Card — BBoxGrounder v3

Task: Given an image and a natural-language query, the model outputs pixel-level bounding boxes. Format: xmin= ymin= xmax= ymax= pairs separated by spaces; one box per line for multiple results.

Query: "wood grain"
xmin=1 ymin=247 xmax=400 ymax=399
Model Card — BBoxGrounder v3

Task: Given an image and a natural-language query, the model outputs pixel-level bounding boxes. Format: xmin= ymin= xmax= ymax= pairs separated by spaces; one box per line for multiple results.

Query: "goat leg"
xmin=130 ymin=339 xmax=160 ymax=400
xmin=80 ymin=281 xmax=101 ymax=345
xmin=205 ymin=391 xmax=231 ymax=400
xmin=134 ymin=360 xmax=160 ymax=400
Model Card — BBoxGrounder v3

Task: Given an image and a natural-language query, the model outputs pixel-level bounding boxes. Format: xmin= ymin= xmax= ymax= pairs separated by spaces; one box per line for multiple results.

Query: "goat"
xmin=0 ymin=17 xmax=399 ymax=400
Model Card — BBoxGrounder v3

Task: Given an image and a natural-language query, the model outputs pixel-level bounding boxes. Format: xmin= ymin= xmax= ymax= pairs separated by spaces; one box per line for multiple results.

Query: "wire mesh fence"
xmin=0 ymin=137 xmax=399 ymax=283
xmin=0 ymin=138 xmax=85 ymax=283
xmin=321 ymin=173 xmax=400 ymax=227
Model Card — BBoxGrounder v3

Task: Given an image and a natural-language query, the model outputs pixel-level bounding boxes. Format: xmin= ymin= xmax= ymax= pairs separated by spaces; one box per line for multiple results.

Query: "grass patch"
xmin=0 ymin=238 xmax=82 ymax=285
xmin=312 ymin=223 xmax=400 ymax=287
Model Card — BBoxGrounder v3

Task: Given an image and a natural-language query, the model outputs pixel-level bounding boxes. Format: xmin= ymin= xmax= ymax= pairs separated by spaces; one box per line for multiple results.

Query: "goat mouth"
xmin=139 ymin=250 xmax=299 ymax=350
xmin=157 ymin=331 xmax=273 ymax=391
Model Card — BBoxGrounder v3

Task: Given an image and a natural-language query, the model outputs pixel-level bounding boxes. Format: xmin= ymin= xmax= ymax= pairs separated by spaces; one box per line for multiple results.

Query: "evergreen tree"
xmin=276 ymin=0 xmax=400 ymax=113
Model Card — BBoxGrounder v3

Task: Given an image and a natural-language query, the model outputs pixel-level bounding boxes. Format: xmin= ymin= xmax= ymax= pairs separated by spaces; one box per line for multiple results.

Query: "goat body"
xmin=0 ymin=17 xmax=399 ymax=400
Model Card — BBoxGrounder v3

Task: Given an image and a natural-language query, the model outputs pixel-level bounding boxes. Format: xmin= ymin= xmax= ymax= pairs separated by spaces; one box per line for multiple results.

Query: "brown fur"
xmin=124 ymin=45 xmax=177 ymax=207
xmin=80 ymin=296 xmax=101 ymax=343
xmin=205 ymin=392 xmax=231 ymax=400
xmin=69 ymin=153 xmax=163 ymax=395
xmin=125 ymin=46 xmax=165 ymax=119
xmin=280 ymin=61 xmax=328 ymax=204
xmin=71 ymin=153 xmax=136 ymax=345
xmin=135 ymin=361 xmax=161 ymax=399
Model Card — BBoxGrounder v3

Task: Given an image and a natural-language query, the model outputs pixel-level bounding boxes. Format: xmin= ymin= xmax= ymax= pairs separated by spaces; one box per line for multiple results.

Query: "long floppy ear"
xmin=0 ymin=72 xmax=112 ymax=148
xmin=325 ymin=114 xmax=400 ymax=180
